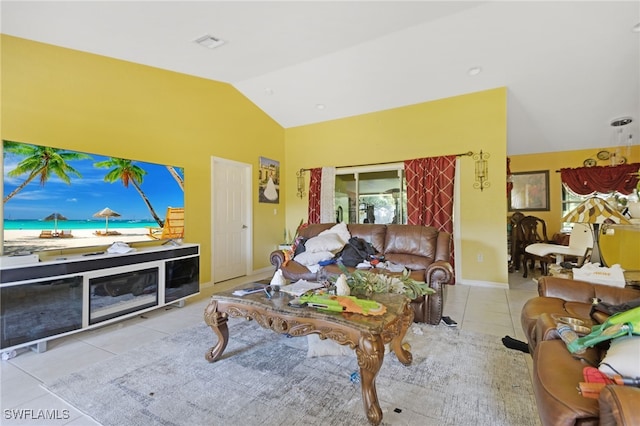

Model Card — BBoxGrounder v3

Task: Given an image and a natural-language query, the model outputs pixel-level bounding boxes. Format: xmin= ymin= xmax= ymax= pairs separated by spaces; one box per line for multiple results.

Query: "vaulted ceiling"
xmin=2 ymin=1 xmax=639 ymax=156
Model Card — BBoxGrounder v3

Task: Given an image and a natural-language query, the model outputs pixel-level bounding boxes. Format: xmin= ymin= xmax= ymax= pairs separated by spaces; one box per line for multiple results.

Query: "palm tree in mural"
xmin=3 ymin=140 xmax=91 ymax=203
xmin=94 ymin=158 xmax=164 ymax=226
xmin=166 ymin=165 xmax=184 ymax=191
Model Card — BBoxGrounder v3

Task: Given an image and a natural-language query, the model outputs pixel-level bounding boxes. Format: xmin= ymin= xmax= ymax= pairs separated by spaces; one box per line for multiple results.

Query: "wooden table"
xmin=204 ymin=287 xmax=414 ymax=425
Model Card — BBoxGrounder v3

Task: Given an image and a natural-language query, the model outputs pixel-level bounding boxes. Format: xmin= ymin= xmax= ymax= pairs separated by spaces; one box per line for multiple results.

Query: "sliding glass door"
xmin=335 ymin=166 xmax=405 ymax=224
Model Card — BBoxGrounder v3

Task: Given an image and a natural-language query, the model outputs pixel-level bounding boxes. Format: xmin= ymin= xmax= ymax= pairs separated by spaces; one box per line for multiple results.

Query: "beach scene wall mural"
xmin=2 ymin=140 xmax=185 ymax=255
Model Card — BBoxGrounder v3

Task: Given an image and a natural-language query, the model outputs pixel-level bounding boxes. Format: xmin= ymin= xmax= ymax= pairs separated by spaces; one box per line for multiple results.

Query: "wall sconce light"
xmin=296 ymin=169 xmax=306 ymax=199
xmin=473 ymin=150 xmax=490 ymax=191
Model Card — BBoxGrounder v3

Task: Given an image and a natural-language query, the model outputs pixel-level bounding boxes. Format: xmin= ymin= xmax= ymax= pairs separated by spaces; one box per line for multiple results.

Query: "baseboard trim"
xmin=455 ymin=279 xmax=509 ymax=289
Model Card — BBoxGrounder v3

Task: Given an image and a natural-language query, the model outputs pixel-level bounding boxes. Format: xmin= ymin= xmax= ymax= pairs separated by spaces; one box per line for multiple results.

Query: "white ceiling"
xmin=2 ymin=1 xmax=639 ymax=156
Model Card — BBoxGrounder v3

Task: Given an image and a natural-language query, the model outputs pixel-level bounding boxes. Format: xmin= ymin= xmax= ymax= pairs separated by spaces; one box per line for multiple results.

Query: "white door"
xmin=211 ymin=157 xmax=252 ymax=283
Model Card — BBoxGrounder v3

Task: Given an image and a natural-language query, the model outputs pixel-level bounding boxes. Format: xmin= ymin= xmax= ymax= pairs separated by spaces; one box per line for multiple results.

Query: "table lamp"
xmin=562 ymin=197 xmax=631 ymax=266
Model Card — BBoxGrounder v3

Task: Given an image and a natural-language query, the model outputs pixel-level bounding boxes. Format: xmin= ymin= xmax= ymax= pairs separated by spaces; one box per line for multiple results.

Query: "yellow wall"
xmin=12 ymin=35 xmax=632 ymax=286
xmin=1 ymin=35 xmax=286 ymax=284
xmin=285 ymin=88 xmax=509 ymax=286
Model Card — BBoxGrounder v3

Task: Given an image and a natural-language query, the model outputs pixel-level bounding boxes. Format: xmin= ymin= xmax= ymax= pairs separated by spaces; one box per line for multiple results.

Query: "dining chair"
xmin=523 ymin=223 xmax=594 ymax=278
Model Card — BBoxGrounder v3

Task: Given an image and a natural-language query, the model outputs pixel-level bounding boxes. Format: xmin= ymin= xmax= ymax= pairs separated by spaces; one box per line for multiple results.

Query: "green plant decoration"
xmin=334 ymin=263 xmax=435 ymax=300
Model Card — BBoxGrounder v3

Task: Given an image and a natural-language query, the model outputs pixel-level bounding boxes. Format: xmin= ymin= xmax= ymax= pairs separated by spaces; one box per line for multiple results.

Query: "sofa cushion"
xmin=346 ymin=224 xmax=387 ymax=253
xmin=521 ymin=296 xmax=596 ymax=352
xmin=383 ymin=225 xmax=437 ymax=266
xmin=299 ymin=223 xmax=336 ymax=239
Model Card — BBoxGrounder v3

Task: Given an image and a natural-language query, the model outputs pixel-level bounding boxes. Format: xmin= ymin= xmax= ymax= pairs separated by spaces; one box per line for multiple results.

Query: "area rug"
xmin=44 ymin=319 xmax=539 ymax=426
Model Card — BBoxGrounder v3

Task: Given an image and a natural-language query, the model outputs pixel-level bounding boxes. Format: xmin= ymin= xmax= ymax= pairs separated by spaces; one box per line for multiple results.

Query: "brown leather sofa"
xmin=521 ymin=276 xmax=640 ymax=426
xmin=270 ymin=223 xmax=453 ymax=325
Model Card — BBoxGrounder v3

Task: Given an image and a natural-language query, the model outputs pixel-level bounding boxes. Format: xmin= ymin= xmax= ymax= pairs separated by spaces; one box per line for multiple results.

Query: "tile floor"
xmin=0 ymin=269 xmax=542 ymax=425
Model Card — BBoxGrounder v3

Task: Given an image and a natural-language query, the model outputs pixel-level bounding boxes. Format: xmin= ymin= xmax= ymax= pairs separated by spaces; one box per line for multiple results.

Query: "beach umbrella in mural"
xmin=43 ymin=212 xmax=68 ymax=234
xmin=93 ymin=207 xmax=121 ymax=233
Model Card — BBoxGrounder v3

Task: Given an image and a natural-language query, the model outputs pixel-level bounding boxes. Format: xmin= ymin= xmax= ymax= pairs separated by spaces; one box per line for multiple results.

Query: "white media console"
xmin=0 ymin=243 xmax=200 ymax=353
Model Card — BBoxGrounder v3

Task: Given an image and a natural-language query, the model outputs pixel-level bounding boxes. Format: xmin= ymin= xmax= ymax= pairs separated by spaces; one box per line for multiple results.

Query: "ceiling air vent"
xmin=194 ymin=34 xmax=225 ymax=49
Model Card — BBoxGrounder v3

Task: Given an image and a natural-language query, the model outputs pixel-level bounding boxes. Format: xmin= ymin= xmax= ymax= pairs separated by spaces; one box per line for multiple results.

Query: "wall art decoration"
xmin=508 ymin=170 xmax=550 ymax=211
xmin=258 ymin=156 xmax=280 ymax=204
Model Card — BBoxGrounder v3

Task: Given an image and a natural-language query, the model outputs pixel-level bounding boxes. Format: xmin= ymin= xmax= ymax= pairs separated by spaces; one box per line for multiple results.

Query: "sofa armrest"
xmin=269 ymin=250 xmax=286 ymax=270
xmin=538 ymin=277 xmax=640 ymax=305
xmin=269 ymin=250 xmax=318 ymax=282
xmin=269 ymin=250 xmax=285 ymax=271
xmin=419 ymin=260 xmax=454 ymax=325
xmin=598 ymin=385 xmax=640 ymax=426
xmin=425 ymin=260 xmax=453 ymax=287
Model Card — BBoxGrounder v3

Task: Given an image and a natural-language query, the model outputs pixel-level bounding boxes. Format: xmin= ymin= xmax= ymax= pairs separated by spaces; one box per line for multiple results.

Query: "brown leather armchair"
xmin=521 ymin=276 xmax=640 ymax=426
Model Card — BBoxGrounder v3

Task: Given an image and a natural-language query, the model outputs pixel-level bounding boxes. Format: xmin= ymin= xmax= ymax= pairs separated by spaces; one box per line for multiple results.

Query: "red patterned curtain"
xmin=405 ymin=155 xmax=456 ymax=279
xmin=307 ymin=168 xmax=322 ymax=224
xmin=560 ymin=163 xmax=640 ymax=195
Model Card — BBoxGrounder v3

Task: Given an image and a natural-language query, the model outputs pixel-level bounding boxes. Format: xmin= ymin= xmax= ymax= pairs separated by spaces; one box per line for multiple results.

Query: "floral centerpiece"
xmin=334 ymin=262 xmax=434 ymax=300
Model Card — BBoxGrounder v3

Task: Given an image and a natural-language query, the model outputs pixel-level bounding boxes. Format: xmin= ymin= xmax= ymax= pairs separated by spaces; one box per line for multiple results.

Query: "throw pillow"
xmin=294 ymin=250 xmax=335 ymax=266
xmin=599 ymin=335 xmax=640 ymax=378
xmin=306 ymin=334 xmax=353 ymax=358
xmin=318 ymin=222 xmax=351 ymax=245
xmin=304 ymin=233 xmax=345 ymax=254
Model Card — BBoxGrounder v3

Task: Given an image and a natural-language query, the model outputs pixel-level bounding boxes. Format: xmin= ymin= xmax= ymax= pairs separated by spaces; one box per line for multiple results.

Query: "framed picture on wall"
xmin=508 ymin=170 xmax=550 ymax=211
xmin=258 ymin=156 xmax=280 ymax=204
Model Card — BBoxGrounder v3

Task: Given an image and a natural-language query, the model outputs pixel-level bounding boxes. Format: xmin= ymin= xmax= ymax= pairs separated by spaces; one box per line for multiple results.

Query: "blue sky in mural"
xmin=3 ymin=146 xmax=184 ymax=221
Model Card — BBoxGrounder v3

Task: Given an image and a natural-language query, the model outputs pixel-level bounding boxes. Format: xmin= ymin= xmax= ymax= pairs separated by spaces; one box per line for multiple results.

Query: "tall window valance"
xmin=560 ymin=163 xmax=640 ymax=195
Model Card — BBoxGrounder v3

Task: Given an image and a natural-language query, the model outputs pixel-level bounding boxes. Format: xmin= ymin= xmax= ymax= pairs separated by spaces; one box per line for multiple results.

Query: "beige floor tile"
xmin=0 ymin=268 xmax=538 ymax=425
xmin=465 ymin=299 xmax=512 ymax=316
xmin=0 ymin=364 xmax=48 ymax=410
xmin=77 ymin=323 xmax=169 ymax=354
xmin=461 ymin=320 xmax=515 ymax=337
xmin=8 ymin=339 xmax=115 ymax=384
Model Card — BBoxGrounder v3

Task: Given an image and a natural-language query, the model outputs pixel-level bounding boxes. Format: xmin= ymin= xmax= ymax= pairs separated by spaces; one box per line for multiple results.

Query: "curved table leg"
xmin=204 ymin=300 xmax=229 ymax=362
xmin=391 ymin=302 xmax=414 ymax=366
xmin=356 ymin=333 xmax=385 ymax=425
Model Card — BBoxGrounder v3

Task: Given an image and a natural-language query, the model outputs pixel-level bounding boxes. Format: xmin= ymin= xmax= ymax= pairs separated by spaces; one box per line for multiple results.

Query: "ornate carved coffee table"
xmin=204 ymin=287 xmax=414 ymax=425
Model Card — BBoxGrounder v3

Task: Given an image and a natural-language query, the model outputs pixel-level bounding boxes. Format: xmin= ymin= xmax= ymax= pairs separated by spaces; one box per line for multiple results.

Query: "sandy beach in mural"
xmin=3 ymin=227 xmax=155 ymax=254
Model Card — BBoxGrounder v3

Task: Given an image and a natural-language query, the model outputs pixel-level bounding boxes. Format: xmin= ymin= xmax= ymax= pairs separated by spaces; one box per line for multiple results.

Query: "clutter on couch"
xmin=270 ymin=223 xmax=453 ymax=325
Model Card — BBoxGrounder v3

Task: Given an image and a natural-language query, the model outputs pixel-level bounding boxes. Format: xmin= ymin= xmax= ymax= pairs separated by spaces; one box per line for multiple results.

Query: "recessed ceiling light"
xmin=194 ymin=34 xmax=225 ymax=49
xmin=633 ymin=22 xmax=640 ymax=33
xmin=315 ymin=104 xmax=326 ymax=110
xmin=467 ymin=66 xmax=482 ymax=76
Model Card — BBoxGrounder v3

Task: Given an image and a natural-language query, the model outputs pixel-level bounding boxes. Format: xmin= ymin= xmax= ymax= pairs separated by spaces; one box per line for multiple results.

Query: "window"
xmin=561 ymin=186 xmax=631 ymax=231
xmin=335 ymin=164 xmax=406 ymax=224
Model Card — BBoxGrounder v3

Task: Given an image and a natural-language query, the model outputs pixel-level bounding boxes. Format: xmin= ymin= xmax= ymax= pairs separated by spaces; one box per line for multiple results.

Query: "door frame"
xmin=210 ymin=156 xmax=253 ymax=283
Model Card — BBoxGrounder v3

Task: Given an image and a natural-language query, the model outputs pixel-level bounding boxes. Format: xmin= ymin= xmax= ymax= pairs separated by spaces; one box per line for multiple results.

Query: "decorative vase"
xmin=335 ymin=274 xmax=351 ymax=296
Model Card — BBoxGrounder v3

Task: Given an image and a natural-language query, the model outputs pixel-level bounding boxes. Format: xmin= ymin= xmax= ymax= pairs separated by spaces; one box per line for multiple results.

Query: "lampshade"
xmin=562 ymin=197 xmax=631 ymax=225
